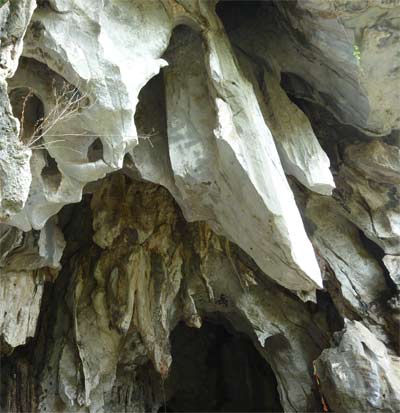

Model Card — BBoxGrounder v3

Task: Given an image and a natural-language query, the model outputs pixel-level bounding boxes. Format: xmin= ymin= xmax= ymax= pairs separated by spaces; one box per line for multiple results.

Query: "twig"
xmin=29 ymin=85 xmax=89 ymax=147
xmin=31 ymin=146 xmax=86 ymax=156
xmin=18 ymin=79 xmax=159 ymax=157
xmin=19 ymin=88 xmax=34 ymax=143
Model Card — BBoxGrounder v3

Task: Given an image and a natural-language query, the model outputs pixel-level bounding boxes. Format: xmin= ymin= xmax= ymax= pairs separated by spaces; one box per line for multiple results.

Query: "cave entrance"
xmin=160 ymin=319 xmax=283 ymax=413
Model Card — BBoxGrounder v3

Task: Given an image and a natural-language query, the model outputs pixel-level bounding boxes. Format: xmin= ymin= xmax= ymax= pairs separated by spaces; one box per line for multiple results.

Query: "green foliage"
xmin=353 ymin=44 xmax=361 ymax=63
xmin=0 ymin=0 xmax=9 ymax=8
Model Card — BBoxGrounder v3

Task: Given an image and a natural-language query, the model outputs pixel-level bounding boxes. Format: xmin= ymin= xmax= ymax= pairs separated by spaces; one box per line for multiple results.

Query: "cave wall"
xmin=0 ymin=1 xmax=399 ymax=412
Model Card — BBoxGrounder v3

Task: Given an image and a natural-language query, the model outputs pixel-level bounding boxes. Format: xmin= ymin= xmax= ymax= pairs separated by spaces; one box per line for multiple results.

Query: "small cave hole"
xmin=159 ymin=320 xmax=283 ymax=412
xmin=41 ymin=151 xmax=62 ymax=191
xmin=87 ymin=138 xmax=104 ymax=162
xmin=9 ymin=87 xmax=44 ymax=145
xmin=134 ymin=72 xmax=167 ymax=148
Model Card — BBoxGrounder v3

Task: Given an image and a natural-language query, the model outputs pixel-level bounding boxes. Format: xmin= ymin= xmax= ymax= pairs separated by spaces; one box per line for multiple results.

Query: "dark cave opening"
xmin=159 ymin=319 xmax=283 ymax=413
xmin=9 ymin=87 xmax=44 ymax=144
xmin=216 ymin=0 xmax=270 ymax=34
xmin=41 ymin=150 xmax=62 ymax=191
xmin=87 ymin=137 xmax=104 ymax=162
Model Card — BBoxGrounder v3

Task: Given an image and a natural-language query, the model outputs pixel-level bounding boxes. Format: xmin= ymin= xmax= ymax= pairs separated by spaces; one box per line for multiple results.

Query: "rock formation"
xmin=0 ymin=1 xmax=399 ymax=412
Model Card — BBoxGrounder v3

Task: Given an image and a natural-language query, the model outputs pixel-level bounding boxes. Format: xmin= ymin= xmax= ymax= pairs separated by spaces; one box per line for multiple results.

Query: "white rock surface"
xmin=0 ymin=2 xmax=399 ymax=413
xmin=5 ymin=0 xmax=172 ymax=230
xmin=0 ymin=1 xmax=36 ymax=220
xmin=0 ymin=270 xmax=44 ymax=348
xmin=261 ymin=70 xmax=335 ymax=195
xmin=164 ymin=17 xmax=322 ymax=292
xmin=231 ymin=50 xmax=334 ymax=196
xmin=0 ymin=217 xmax=64 ymax=348
xmin=2 ymin=0 xmax=324 ymax=293
xmin=315 ymin=320 xmax=400 ymax=413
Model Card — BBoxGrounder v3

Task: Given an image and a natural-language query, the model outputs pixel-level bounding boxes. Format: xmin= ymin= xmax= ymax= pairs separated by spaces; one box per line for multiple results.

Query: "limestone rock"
xmin=0 ymin=270 xmax=44 ymax=349
xmin=305 ymin=194 xmax=388 ymax=323
xmin=164 ymin=20 xmax=322 ymax=293
xmin=0 ymin=1 xmax=36 ymax=80
xmin=233 ymin=49 xmax=334 ymax=196
xmin=36 ymin=176 xmax=330 ymax=413
xmin=334 ymin=140 xmax=400 ymax=254
xmin=0 ymin=1 xmax=36 ymax=220
xmin=0 ymin=217 xmax=64 ymax=350
xmin=261 ymin=70 xmax=335 ymax=196
xmin=315 ymin=320 xmax=400 ymax=413
xmin=226 ymin=0 xmax=400 ymax=136
xmin=1 ymin=0 xmax=324 ymax=293
xmin=0 ymin=114 xmax=32 ymax=220
xmin=0 ymin=219 xmax=65 ymax=271
xmin=3 ymin=0 xmax=172 ymax=230
xmin=345 ymin=141 xmax=400 ymax=185
xmin=384 ymin=255 xmax=400 ymax=289
xmin=0 ymin=1 xmax=399 ymax=412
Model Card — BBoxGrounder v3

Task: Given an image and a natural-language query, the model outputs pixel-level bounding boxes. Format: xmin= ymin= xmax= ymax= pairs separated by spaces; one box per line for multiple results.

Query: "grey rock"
xmin=163 ymin=17 xmax=322 ymax=293
xmin=0 ymin=1 xmax=36 ymax=220
xmin=0 ymin=1 xmax=399 ymax=413
xmin=228 ymin=0 xmax=400 ymax=136
xmin=334 ymin=141 xmax=400 ymax=255
xmin=306 ymin=194 xmax=387 ymax=318
xmin=383 ymin=255 xmax=400 ymax=289
xmin=0 ymin=269 xmax=44 ymax=348
xmin=36 ymin=176 xmax=329 ymax=413
xmin=261 ymin=69 xmax=335 ymax=196
xmin=315 ymin=320 xmax=400 ymax=413
xmin=0 ymin=218 xmax=65 ymax=271
xmin=345 ymin=141 xmax=400 ymax=185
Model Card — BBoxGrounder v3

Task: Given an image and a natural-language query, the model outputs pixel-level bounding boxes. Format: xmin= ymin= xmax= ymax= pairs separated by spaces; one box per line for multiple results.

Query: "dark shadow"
xmin=87 ymin=138 xmax=104 ymax=162
xmin=41 ymin=151 xmax=62 ymax=191
xmin=159 ymin=320 xmax=283 ymax=413
xmin=216 ymin=1 xmax=270 ymax=34
xmin=9 ymin=87 xmax=44 ymax=144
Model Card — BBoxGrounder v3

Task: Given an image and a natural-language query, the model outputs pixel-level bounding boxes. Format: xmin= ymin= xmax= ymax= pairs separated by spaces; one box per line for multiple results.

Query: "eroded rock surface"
xmin=0 ymin=0 xmax=35 ymax=220
xmin=0 ymin=1 xmax=399 ymax=412
xmin=315 ymin=320 xmax=400 ymax=413
xmin=224 ymin=0 xmax=400 ymax=136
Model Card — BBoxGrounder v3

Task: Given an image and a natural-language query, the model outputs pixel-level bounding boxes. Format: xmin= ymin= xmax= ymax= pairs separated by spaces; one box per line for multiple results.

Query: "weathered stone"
xmin=0 ymin=270 xmax=44 ymax=349
xmin=3 ymin=0 xmax=172 ymax=230
xmin=306 ymin=194 xmax=387 ymax=318
xmin=0 ymin=1 xmax=36 ymax=220
xmin=0 ymin=219 xmax=65 ymax=271
xmin=334 ymin=141 xmax=400 ymax=255
xmin=164 ymin=21 xmax=322 ymax=293
xmin=0 ymin=1 xmax=399 ymax=412
xmin=36 ymin=176 xmax=330 ymax=413
xmin=345 ymin=141 xmax=400 ymax=185
xmin=384 ymin=255 xmax=400 ymax=289
xmin=261 ymin=70 xmax=335 ymax=195
xmin=226 ymin=0 xmax=400 ymax=136
xmin=315 ymin=320 xmax=400 ymax=413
